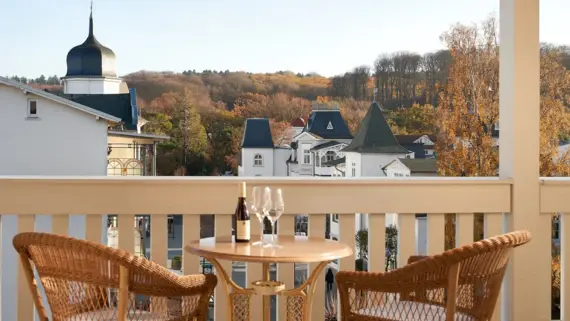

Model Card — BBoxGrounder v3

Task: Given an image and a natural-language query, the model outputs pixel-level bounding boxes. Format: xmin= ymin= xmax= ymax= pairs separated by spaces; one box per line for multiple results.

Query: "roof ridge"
xmin=0 ymin=76 xmax=120 ymax=123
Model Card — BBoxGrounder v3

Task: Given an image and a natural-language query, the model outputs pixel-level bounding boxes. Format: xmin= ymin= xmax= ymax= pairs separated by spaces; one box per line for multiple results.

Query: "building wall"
xmin=384 ymin=160 xmax=412 ymax=178
xmin=344 ymin=152 xmax=362 ymax=177
xmin=63 ymin=77 xmax=122 ymax=95
xmin=273 ymin=148 xmax=290 ymax=176
xmin=361 ymin=154 xmax=409 ymax=177
xmin=240 ymin=148 xmax=275 ymax=176
xmin=0 ymin=84 xmax=109 ymax=321
xmin=0 ymin=84 xmax=109 ymax=175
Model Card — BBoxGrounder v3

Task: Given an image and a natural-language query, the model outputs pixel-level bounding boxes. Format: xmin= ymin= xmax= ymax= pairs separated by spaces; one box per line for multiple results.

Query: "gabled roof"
xmin=398 ymin=158 xmax=437 ymax=173
xmin=304 ymin=110 xmax=352 ymax=139
xmin=311 ymin=141 xmax=344 ymax=151
xmin=395 ymin=134 xmax=437 ymax=145
xmin=67 ymin=88 xmax=139 ymax=130
xmin=241 ymin=118 xmax=274 ymax=148
xmin=343 ymin=102 xmax=410 ymax=154
xmin=0 ymin=76 xmax=120 ymax=123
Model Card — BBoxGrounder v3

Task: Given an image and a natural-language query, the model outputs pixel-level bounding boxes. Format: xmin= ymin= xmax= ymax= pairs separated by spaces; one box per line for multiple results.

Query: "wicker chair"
xmin=336 ymin=230 xmax=531 ymax=321
xmin=13 ymin=232 xmax=217 ymax=321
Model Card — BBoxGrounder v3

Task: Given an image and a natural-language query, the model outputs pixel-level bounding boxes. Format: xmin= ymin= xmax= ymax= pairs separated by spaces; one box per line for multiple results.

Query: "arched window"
xmin=326 ymin=151 xmax=336 ymax=162
xmin=254 ymin=154 xmax=263 ymax=166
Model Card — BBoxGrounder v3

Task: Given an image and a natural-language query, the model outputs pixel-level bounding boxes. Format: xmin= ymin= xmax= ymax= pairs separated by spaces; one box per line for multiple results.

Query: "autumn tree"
xmin=169 ymin=89 xmax=209 ymax=175
xmin=436 ymin=17 xmax=570 ymax=248
xmin=390 ymin=104 xmax=436 ymax=135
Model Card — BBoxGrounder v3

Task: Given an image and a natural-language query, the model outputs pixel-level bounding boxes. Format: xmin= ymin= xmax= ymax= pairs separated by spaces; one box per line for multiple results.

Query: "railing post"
xmin=499 ymin=0 xmax=551 ymax=320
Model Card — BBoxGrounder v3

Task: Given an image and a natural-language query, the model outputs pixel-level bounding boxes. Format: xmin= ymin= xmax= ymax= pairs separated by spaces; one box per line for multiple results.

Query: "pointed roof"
xmin=241 ymin=118 xmax=274 ymax=148
xmin=342 ymin=102 xmax=410 ymax=154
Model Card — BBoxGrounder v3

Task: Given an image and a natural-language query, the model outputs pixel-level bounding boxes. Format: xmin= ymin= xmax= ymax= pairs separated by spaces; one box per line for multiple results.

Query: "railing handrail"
xmin=0 ymin=176 xmax=512 ymax=185
xmin=0 ymin=176 xmax=512 ymax=215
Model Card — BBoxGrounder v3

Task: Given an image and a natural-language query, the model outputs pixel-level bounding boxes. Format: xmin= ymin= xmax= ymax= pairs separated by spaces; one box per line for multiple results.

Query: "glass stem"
xmin=260 ymin=219 xmax=264 ymax=243
xmin=271 ymin=221 xmax=276 ymax=245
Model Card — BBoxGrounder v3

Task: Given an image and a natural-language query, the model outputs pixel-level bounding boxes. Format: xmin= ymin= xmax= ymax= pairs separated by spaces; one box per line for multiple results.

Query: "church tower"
xmin=61 ymin=4 xmax=127 ymax=95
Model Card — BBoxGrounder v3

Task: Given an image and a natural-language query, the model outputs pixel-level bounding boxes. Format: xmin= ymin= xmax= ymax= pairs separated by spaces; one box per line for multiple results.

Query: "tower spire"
xmin=88 ymin=0 xmax=94 ymax=37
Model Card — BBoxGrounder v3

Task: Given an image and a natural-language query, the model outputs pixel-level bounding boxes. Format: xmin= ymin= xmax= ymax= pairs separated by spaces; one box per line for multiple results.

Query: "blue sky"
xmin=0 ymin=0 xmax=568 ymax=78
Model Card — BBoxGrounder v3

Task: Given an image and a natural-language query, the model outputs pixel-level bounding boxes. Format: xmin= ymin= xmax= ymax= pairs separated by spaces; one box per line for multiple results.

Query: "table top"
xmin=185 ymin=235 xmax=353 ymax=264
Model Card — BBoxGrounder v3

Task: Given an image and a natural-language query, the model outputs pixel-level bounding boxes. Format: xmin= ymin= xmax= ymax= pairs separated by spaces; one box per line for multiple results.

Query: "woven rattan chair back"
xmin=13 ymin=232 xmax=217 ymax=321
xmin=336 ymin=230 xmax=531 ymax=321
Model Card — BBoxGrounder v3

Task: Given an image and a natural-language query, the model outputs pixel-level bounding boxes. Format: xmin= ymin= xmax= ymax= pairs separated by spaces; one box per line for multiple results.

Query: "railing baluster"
xmin=484 ymin=213 xmax=503 ymax=321
xmin=182 ymin=215 xmax=201 ymax=274
xmin=85 ymin=214 xmax=103 ymax=243
xmin=456 ymin=213 xmax=474 ymax=247
xmin=214 ymin=214 xmax=232 ymax=320
xmin=277 ymin=215 xmax=295 ymax=321
xmin=17 ymin=214 xmax=35 ymax=321
xmin=248 ymin=216 xmax=263 ymax=319
xmin=309 ymin=213 xmax=326 ymax=321
xmin=52 ymin=215 xmax=69 ymax=236
xmin=428 ymin=213 xmax=445 ymax=255
xmin=150 ymin=215 xmax=168 ymax=265
xmin=397 ymin=214 xmax=416 ymax=267
xmin=118 ymin=215 xmax=135 ymax=253
xmin=150 ymin=215 xmax=168 ymax=312
xmin=368 ymin=213 xmax=386 ymax=272
xmin=338 ymin=213 xmax=356 ymax=321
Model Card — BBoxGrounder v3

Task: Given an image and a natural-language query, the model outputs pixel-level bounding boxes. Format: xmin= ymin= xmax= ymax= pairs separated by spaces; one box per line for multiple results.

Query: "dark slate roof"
xmin=241 ymin=118 xmax=274 ymax=148
xmin=65 ymin=11 xmax=116 ymax=78
xmin=311 ymin=141 xmax=343 ymax=151
xmin=66 ymin=88 xmax=139 ymax=130
xmin=304 ymin=110 xmax=352 ymax=139
xmin=343 ymin=102 xmax=410 ymax=154
xmin=400 ymin=144 xmax=427 ymax=159
xmin=322 ymin=157 xmax=346 ymax=167
xmin=395 ymin=135 xmax=437 ymax=145
xmin=398 ymin=158 xmax=437 ymax=173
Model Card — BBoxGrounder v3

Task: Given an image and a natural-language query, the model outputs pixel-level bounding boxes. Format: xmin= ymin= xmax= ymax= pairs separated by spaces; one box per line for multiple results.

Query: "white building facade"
xmin=0 ymin=77 xmax=120 ymax=321
xmin=239 ymin=101 xmax=438 ymax=263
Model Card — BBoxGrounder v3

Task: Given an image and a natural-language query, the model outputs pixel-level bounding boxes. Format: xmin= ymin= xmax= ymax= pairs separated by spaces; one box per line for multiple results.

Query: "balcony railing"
xmin=0 ymin=176 xmax=562 ymax=320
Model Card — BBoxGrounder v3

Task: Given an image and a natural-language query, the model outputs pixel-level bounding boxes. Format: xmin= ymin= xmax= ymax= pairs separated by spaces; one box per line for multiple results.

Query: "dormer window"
xmin=27 ymin=99 xmax=38 ymax=118
xmin=254 ymin=154 xmax=263 ymax=166
xmin=327 ymin=121 xmax=333 ymax=130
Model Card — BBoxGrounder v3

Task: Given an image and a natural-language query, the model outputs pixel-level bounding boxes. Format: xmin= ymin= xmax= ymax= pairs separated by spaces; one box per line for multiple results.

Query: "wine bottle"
xmin=235 ymin=182 xmax=251 ymax=243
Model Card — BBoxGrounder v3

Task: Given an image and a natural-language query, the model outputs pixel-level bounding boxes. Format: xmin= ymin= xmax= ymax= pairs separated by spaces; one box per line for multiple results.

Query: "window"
xmin=326 ymin=151 xmax=335 ymax=162
xmin=27 ymin=99 xmax=38 ymax=117
xmin=303 ymin=150 xmax=311 ymax=164
xmin=254 ymin=154 xmax=263 ymax=166
xmin=332 ymin=214 xmax=339 ymax=222
xmin=351 ymin=162 xmax=356 ymax=176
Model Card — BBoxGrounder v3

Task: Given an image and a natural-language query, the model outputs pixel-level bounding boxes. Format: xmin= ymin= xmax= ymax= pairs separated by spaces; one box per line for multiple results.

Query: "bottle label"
xmin=236 ymin=220 xmax=250 ymax=240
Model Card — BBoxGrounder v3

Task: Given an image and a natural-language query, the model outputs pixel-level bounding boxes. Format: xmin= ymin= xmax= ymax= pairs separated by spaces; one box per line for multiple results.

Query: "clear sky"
xmin=0 ymin=0 xmax=568 ymax=78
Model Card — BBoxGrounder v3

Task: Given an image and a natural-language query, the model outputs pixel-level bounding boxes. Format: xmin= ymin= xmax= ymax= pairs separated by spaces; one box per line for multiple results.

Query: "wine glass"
xmin=265 ymin=188 xmax=285 ymax=248
xmin=250 ymin=186 xmax=270 ymax=246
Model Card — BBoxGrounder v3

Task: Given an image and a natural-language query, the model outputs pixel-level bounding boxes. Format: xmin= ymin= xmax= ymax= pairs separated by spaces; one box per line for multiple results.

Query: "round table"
xmin=185 ymin=235 xmax=352 ymax=321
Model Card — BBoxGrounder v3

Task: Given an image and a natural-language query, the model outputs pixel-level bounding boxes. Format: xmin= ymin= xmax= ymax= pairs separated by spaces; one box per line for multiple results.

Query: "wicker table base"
xmin=207 ymin=257 xmax=330 ymax=321
xmin=185 ymin=236 xmax=352 ymax=321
